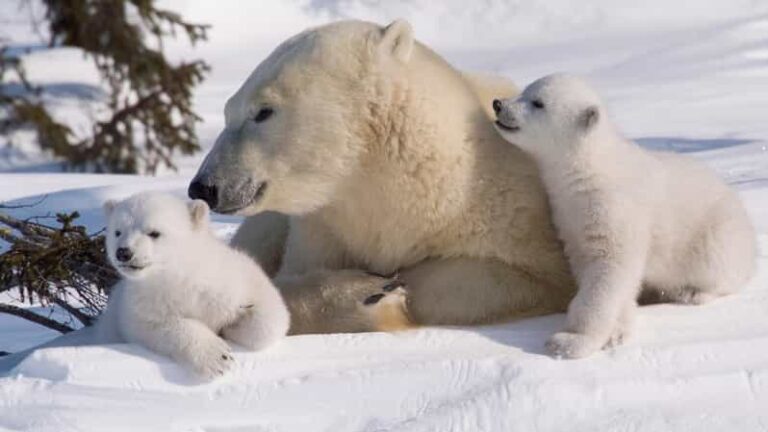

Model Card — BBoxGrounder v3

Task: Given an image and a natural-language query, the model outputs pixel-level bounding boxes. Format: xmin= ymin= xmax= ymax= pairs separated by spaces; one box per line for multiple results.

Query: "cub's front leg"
xmin=222 ymin=293 xmax=291 ymax=351
xmin=546 ymin=208 xmax=650 ymax=358
xmin=547 ymin=231 xmax=646 ymax=359
xmin=122 ymin=315 xmax=233 ymax=379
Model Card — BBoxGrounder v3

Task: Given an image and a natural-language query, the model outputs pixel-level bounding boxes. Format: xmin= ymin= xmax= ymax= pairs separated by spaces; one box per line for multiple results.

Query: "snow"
xmin=1 ymin=1 xmax=768 ymax=431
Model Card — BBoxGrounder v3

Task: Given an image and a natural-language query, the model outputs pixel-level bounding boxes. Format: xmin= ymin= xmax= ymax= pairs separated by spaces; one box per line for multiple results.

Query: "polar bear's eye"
xmin=252 ymin=108 xmax=274 ymax=123
xmin=148 ymin=231 xmax=161 ymax=239
xmin=531 ymin=99 xmax=545 ymax=109
xmin=115 ymin=230 xmax=121 ymax=237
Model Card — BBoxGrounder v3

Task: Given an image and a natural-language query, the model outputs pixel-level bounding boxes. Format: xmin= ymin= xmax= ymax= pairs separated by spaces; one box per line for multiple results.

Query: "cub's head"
xmin=103 ymin=192 xmax=209 ymax=279
xmin=188 ymin=19 xmax=415 ymax=216
xmin=492 ymin=74 xmax=604 ymax=160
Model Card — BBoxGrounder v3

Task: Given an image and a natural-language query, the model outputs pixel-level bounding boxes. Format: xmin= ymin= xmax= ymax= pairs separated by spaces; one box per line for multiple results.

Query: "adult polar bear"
xmin=189 ymin=19 xmax=575 ymax=333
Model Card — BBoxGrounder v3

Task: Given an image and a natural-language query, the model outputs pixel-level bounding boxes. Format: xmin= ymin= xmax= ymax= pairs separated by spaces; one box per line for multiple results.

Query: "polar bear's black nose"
xmin=116 ymin=247 xmax=133 ymax=262
xmin=188 ymin=180 xmax=218 ymax=210
xmin=492 ymin=99 xmax=502 ymax=115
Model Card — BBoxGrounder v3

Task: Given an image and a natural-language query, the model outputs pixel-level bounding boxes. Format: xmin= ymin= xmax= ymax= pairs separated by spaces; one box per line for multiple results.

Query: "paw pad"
xmin=382 ymin=280 xmax=406 ymax=292
xmin=364 ymin=293 xmax=386 ymax=305
xmin=363 ymin=278 xmax=407 ymax=306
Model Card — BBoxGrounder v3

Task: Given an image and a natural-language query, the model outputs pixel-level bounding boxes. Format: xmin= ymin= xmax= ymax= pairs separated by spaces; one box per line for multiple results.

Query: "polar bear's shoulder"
xmin=462 ymin=72 xmax=519 ymax=119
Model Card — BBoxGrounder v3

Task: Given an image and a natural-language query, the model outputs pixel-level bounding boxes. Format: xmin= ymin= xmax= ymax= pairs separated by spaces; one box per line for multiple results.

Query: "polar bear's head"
xmin=103 ymin=192 xmax=209 ymax=279
xmin=189 ymin=20 xmax=415 ymax=216
xmin=492 ymin=74 xmax=604 ymax=160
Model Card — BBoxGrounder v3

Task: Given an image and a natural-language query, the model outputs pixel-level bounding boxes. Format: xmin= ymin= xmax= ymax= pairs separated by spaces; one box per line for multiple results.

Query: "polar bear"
xmin=492 ymin=74 xmax=757 ymax=358
xmin=188 ymin=19 xmax=576 ymax=333
xmin=96 ymin=192 xmax=290 ymax=379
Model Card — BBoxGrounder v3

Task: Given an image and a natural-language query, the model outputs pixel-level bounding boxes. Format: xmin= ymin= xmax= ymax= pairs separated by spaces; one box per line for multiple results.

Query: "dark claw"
xmin=365 ymin=270 xmax=399 ymax=279
xmin=382 ymin=280 xmax=406 ymax=292
xmin=364 ymin=293 xmax=385 ymax=305
xmin=240 ymin=304 xmax=255 ymax=309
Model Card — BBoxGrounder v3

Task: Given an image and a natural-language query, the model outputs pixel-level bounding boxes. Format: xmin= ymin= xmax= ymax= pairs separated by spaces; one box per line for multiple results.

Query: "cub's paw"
xmin=606 ymin=309 xmax=636 ymax=348
xmin=362 ymin=280 xmax=413 ymax=331
xmin=545 ymin=332 xmax=604 ymax=359
xmin=673 ymin=288 xmax=720 ymax=305
xmin=187 ymin=337 xmax=234 ymax=380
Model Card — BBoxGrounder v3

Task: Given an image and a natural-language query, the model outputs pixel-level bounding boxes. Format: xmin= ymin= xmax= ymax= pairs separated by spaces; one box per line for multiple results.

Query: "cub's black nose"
xmin=492 ymin=99 xmax=502 ymax=115
xmin=188 ymin=179 xmax=218 ymax=209
xmin=116 ymin=247 xmax=133 ymax=262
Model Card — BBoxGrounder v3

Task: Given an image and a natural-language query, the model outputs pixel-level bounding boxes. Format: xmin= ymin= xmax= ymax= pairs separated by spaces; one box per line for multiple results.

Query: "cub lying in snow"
xmin=96 ymin=192 xmax=290 ymax=379
xmin=493 ymin=74 xmax=756 ymax=358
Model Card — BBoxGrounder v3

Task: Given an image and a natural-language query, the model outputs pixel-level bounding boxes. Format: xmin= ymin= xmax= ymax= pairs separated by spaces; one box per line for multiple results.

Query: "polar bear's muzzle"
xmin=215 ymin=180 xmax=268 ymax=215
xmin=188 ymin=175 xmax=268 ymax=215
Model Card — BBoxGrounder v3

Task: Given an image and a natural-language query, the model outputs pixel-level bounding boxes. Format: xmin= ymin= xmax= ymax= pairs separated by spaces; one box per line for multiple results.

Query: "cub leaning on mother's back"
xmin=96 ymin=192 xmax=290 ymax=379
xmin=493 ymin=74 xmax=756 ymax=358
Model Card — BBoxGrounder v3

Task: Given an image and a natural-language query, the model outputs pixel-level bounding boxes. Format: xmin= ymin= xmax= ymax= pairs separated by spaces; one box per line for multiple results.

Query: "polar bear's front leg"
xmin=276 ymin=270 xmax=412 ymax=334
xmin=397 ymin=257 xmax=571 ymax=326
xmin=230 ymin=212 xmax=290 ymax=277
xmin=123 ymin=317 xmax=233 ymax=379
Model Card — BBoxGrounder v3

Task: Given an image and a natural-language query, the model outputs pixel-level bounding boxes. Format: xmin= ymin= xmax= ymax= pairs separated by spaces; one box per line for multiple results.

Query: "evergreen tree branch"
xmin=0 ymin=303 xmax=74 ymax=334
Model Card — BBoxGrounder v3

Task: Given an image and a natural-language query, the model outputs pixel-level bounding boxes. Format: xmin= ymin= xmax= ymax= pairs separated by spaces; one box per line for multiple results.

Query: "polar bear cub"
xmin=493 ymin=74 xmax=756 ymax=358
xmin=96 ymin=192 xmax=290 ymax=379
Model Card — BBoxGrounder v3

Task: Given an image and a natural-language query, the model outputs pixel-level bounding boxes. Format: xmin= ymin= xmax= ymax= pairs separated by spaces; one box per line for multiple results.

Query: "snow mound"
xmin=2 ymin=239 xmax=768 ymax=431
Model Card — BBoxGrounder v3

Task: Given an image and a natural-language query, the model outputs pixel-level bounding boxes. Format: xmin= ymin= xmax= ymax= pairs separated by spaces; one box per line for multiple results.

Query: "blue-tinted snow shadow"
xmin=635 ymin=136 xmax=755 ymax=153
xmin=468 ymin=313 xmax=566 ymax=356
xmin=2 ymin=44 xmax=50 ymax=58
xmin=0 ymin=329 xmax=202 ymax=385
xmin=0 ymin=82 xmax=104 ymax=101
xmin=0 ymin=159 xmax=66 ymax=173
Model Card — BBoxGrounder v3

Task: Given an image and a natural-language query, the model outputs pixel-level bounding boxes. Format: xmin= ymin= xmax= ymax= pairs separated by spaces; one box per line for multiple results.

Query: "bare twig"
xmin=0 ymin=303 xmax=74 ymax=333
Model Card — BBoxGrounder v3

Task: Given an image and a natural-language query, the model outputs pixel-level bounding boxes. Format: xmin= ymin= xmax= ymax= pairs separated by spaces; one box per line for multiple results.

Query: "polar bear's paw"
xmin=186 ymin=337 xmax=234 ymax=380
xmin=545 ymin=332 xmax=605 ymax=359
xmin=362 ymin=280 xmax=414 ymax=332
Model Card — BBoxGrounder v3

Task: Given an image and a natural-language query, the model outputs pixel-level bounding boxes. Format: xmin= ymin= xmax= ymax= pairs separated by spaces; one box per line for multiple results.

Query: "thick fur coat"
xmin=493 ymin=74 xmax=756 ymax=357
xmin=97 ymin=192 xmax=290 ymax=378
xmin=188 ymin=19 xmax=575 ymax=332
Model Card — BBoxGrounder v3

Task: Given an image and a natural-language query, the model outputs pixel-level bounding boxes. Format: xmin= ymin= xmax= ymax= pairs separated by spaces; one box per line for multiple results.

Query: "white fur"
xmin=494 ymin=74 xmax=757 ymax=358
xmin=191 ymin=20 xmax=573 ymax=333
xmin=96 ymin=192 xmax=290 ymax=379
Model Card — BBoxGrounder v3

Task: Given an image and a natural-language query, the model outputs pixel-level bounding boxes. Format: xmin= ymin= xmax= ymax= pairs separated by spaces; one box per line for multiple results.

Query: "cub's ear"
xmin=379 ymin=19 xmax=414 ymax=63
xmin=188 ymin=199 xmax=210 ymax=229
xmin=580 ymin=106 xmax=600 ymax=131
xmin=103 ymin=200 xmax=117 ymax=218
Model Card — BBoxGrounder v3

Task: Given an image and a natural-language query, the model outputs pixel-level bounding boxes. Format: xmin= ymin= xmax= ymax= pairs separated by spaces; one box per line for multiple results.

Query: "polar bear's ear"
xmin=580 ymin=106 xmax=600 ymax=131
xmin=188 ymin=199 xmax=209 ymax=229
xmin=379 ymin=19 xmax=414 ymax=63
xmin=103 ymin=200 xmax=117 ymax=218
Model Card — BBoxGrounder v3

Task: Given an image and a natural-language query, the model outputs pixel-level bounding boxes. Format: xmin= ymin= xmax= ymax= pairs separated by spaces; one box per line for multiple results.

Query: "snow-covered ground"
xmin=1 ymin=1 xmax=768 ymax=431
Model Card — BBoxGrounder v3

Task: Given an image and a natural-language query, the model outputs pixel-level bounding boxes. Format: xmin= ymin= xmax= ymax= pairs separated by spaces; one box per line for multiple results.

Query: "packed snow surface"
xmin=1 ymin=1 xmax=768 ymax=431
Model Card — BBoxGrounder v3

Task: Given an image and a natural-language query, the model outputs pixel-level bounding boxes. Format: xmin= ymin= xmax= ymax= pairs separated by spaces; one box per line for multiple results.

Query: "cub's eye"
xmin=252 ymin=107 xmax=274 ymax=123
xmin=115 ymin=230 xmax=121 ymax=237
xmin=531 ymin=99 xmax=545 ymax=109
xmin=148 ymin=231 xmax=161 ymax=239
